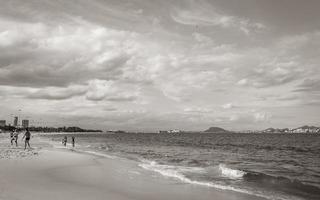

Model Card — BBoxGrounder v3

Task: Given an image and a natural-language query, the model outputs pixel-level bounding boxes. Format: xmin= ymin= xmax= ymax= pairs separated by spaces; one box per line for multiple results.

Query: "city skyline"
xmin=0 ymin=0 xmax=320 ymax=131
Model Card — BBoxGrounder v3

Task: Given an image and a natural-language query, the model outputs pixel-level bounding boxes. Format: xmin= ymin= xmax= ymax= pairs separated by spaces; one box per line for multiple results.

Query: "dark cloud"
xmin=295 ymin=79 xmax=320 ymax=92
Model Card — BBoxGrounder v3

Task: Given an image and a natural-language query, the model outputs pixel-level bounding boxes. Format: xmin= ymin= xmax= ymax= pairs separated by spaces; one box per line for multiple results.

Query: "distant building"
xmin=168 ymin=129 xmax=181 ymax=133
xmin=159 ymin=130 xmax=181 ymax=134
xmin=0 ymin=120 xmax=6 ymax=127
xmin=14 ymin=116 xmax=18 ymax=127
xmin=22 ymin=120 xmax=29 ymax=128
xmin=159 ymin=130 xmax=168 ymax=134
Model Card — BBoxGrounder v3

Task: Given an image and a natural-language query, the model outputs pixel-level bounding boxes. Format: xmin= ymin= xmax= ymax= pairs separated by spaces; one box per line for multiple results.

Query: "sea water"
xmin=44 ymin=132 xmax=320 ymax=200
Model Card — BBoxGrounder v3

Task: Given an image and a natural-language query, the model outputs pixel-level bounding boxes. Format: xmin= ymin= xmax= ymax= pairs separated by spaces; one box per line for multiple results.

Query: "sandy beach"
xmin=0 ymin=134 xmax=266 ymax=200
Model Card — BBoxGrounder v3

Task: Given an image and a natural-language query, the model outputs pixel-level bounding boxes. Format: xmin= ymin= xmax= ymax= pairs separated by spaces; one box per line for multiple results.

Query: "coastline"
xmin=0 ymin=135 xmax=266 ymax=200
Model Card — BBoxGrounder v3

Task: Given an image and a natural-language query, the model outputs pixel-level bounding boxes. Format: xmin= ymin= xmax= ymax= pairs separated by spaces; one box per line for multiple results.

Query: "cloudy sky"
xmin=0 ymin=0 xmax=319 ymax=131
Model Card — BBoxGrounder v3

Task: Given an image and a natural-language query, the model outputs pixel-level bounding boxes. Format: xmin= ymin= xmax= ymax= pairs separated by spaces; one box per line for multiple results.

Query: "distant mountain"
xmin=204 ymin=127 xmax=229 ymax=133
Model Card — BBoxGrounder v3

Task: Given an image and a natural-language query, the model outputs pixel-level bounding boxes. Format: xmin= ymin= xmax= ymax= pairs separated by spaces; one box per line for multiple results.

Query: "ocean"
xmin=43 ymin=132 xmax=320 ymax=200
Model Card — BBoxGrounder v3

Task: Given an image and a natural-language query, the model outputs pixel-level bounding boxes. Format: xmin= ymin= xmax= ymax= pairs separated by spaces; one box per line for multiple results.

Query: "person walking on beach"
xmin=10 ymin=129 xmax=15 ymax=145
xmin=62 ymin=136 xmax=67 ymax=146
xmin=22 ymin=128 xmax=31 ymax=150
xmin=71 ymin=136 xmax=75 ymax=148
xmin=13 ymin=129 xmax=19 ymax=147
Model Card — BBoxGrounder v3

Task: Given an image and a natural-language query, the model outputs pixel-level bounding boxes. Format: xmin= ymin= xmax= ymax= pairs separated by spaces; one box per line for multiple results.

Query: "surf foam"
xmin=139 ymin=160 xmax=298 ymax=200
xmin=219 ymin=164 xmax=246 ymax=179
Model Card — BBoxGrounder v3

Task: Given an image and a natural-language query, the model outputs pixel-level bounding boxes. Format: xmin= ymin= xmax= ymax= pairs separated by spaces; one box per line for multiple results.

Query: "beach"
xmin=0 ymin=134 xmax=266 ymax=200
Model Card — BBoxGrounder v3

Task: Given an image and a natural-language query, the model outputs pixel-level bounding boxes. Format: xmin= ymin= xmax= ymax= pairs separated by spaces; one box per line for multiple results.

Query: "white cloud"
xmin=192 ymin=32 xmax=213 ymax=43
xmin=237 ymin=79 xmax=248 ymax=86
xmin=183 ymin=107 xmax=212 ymax=113
xmin=86 ymin=79 xmax=139 ymax=102
xmin=170 ymin=0 xmax=265 ymax=35
xmin=222 ymin=103 xmax=234 ymax=109
xmin=28 ymin=85 xmax=87 ymax=100
xmin=253 ymin=112 xmax=271 ymax=122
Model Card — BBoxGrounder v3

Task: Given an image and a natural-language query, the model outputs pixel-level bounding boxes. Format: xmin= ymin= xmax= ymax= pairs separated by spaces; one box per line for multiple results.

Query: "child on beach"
xmin=22 ymin=128 xmax=31 ymax=150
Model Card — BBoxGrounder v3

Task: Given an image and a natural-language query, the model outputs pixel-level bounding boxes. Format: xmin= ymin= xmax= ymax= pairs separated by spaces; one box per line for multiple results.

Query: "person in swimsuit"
xmin=13 ymin=129 xmax=19 ymax=147
xmin=10 ymin=129 xmax=15 ymax=145
xmin=22 ymin=128 xmax=31 ymax=150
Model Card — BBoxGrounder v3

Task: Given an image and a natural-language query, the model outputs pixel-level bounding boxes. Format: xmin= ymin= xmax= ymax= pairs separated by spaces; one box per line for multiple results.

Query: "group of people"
xmin=10 ymin=128 xmax=31 ymax=150
xmin=62 ymin=136 xmax=75 ymax=148
xmin=10 ymin=129 xmax=75 ymax=150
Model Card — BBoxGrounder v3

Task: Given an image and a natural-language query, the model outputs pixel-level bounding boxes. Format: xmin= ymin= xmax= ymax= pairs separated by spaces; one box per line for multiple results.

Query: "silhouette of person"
xmin=71 ymin=136 xmax=75 ymax=148
xmin=22 ymin=128 xmax=31 ymax=150
xmin=13 ymin=129 xmax=19 ymax=147
xmin=63 ymin=136 xmax=67 ymax=146
xmin=10 ymin=129 xmax=15 ymax=145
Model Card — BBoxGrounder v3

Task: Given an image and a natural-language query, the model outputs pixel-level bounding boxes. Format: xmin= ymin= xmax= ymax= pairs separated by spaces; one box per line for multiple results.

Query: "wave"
xmin=74 ymin=149 xmax=118 ymax=159
xmin=243 ymin=172 xmax=320 ymax=199
xmin=138 ymin=160 xmax=295 ymax=200
xmin=219 ymin=164 xmax=246 ymax=179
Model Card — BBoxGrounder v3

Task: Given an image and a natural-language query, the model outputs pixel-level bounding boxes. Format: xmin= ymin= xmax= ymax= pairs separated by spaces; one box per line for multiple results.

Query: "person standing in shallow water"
xmin=22 ymin=128 xmax=31 ymax=150
xmin=71 ymin=136 xmax=75 ymax=148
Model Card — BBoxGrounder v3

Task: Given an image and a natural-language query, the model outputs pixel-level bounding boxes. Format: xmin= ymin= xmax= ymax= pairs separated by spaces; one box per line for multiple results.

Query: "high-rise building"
xmin=0 ymin=120 xmax=6 ymax=127
xmin=22 ymin=120 xmax=29 ymax=128
xmin=14 ymin=116 xmax=18 ymax=127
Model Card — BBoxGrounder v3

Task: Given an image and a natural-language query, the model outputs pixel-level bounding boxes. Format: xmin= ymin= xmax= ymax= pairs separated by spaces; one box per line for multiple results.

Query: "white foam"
xmin=76 ymin=149 xmax=117 ymax=159
xmin=139 ymin=160 xmax=294 ymax=200
xmin=219 ymin=164 xmax=246 ymax=179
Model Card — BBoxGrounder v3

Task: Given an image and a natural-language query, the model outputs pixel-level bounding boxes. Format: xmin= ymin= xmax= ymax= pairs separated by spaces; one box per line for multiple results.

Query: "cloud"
xmin=85 ymin=79 xmax=139 ymax=102
xmin=0 ymin=0 xmax=319 ymax=131
xmin=253 ymin=112 xmax=271 ymax=122
xmin=295 ymin=79 xmax=320 ymax=92
xmin=192 ymin=32 xmax=213 ymax=43
xmin=222 ymin=103 xmax=234 ymax=109
xmin=232 ymin=50 xmax=307 ymax=89
xmin=0 ymin=85 xmax=37 ymax=98
xmin=0 ymin=18 xmax=139 ymax=87
xmin=225 ymin=111 xmax=272 ymax=124
xmin=27 ymin=85 xmax=87 ymax=100
xmin=183 ymin=107 xmax=213 ymax=113
xmin=170 ymin=0 xmax=265 ymax=34
xmin=171 ymin=8 xmax=233 ymax=27
xmin=237 ymin=78 xmax=248 ymax=86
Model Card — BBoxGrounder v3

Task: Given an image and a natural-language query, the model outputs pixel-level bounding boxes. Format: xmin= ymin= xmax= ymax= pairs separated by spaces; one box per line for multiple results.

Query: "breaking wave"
xmin=219 ymin=164 xmax=246 ymax=179
xmin=138 ymin=160 xmax=297 ymax=200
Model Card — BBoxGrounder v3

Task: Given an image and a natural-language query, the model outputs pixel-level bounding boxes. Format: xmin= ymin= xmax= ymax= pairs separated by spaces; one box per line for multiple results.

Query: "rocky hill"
xmin=204 ymin=127 xmax=229 ymax=133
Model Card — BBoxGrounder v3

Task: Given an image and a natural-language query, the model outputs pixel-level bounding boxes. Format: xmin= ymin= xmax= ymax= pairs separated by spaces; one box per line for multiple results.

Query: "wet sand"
xmin=0 ymin=135 xmax=265 ymax=200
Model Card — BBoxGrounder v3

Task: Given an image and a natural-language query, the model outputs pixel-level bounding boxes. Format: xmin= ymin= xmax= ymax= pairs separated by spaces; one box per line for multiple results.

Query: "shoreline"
xmin=0 ymin=135 xmax=267 ymax=200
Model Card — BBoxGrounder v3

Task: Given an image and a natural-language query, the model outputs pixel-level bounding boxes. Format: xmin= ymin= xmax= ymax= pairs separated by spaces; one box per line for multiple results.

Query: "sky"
xmin=0 ymin=0 xmax=319 ymax=131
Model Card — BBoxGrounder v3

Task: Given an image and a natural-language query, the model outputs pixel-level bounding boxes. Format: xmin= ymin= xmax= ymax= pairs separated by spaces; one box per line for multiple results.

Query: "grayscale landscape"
xmin=0 ymin=1 xmax=319 ymax=200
